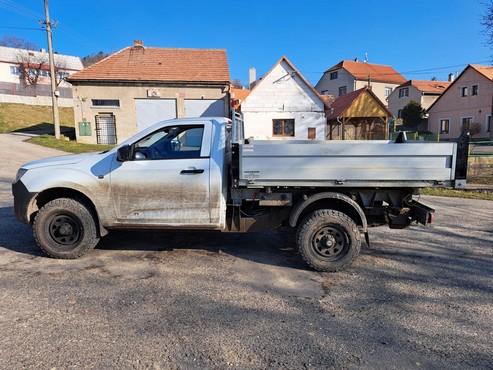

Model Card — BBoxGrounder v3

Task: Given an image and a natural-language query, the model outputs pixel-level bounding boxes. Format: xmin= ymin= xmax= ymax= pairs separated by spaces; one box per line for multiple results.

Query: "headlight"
xmin=14 ymin=168 xmax=27 ymax=183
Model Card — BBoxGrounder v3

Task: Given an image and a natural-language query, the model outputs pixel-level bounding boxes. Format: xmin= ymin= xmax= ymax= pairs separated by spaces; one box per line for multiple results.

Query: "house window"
xmin=397 ymin=109 xmax=403 ymax=119
xmin=384 ymin=87 xmax=393 ymax=96
xmin=92 ymin=99 xmax=120 ymax=107
xmin=487 ymin=116 xmax=491 ymax=133
xmin=398 ymin=88 xmax=409 ymax=98
xmin=308 ymin=127 xmax=316 ymax=140
xmin=95 ymin=113 xmax=117 ymax=144
xmin=273 ymin=119 xmax=295 ymax=137
xmin=10 ymin=66 xmax=21 ymax=76
xmin=461 ymin=117 xmax=473 ymax=130
xmin=338 ymin=86 xmax=347 ymax=96
xmin=440 ymin=119 xmax=450 ymax=134
xmin=330 ymin=71 xmax=338 ymax=80
xmin=472 ymin=84 xmax=479 ymax=96
xmin=321 ymin=90 xmax=329 ymax=95
xmin=461 ymin=86 xmax=468 ymax=97
xmin=57 ymin=71 xmax=69 ymax=80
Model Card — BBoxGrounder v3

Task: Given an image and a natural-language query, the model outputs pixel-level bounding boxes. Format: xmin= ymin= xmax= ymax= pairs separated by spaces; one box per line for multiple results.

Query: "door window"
xmin=133 ymin=125 xmax=204 ymax=160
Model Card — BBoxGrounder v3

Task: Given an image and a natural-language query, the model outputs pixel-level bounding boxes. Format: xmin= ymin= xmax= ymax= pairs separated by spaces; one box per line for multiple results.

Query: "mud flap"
xmin=364 ymin=231 xmax=370 ymax=248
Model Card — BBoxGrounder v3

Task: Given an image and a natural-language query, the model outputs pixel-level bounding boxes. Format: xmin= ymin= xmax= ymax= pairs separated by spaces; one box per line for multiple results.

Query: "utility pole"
xmin=42 ymin=0 xmax=60 ymax=139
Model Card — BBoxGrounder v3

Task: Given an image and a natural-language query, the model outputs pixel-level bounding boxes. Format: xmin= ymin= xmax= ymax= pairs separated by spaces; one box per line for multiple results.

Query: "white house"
xmin=0 ymin=46 xmax=83 ymax=107
xmin=240 ymin=56 xmax=327 ymax=140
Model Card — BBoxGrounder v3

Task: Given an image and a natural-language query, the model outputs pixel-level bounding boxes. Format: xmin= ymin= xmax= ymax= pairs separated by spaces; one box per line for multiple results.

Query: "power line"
xmin=0 ymin=0 xmax=101 ymax=51
xmin=0 ymin=26 xmax=43 ymax=31
xmin=0 ymin=0 xmax=44 ymax=21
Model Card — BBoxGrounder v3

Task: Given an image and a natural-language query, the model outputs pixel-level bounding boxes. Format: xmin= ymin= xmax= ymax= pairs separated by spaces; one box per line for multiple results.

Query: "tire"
xmin=297 ymin=209 xmax=361 ymax=272
xmin=33 ymin=198 xmax=100 ymax=259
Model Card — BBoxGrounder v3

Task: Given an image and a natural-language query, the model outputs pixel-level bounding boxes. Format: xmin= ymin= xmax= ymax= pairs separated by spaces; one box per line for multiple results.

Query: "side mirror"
xmin=117 ymin=145 xmax=131 ymax=162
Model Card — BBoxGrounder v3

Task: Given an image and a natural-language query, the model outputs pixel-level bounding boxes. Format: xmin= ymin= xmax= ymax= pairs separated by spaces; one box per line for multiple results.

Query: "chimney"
xmin=448 ymin=73 xmax=455 ymax=82
xmin=249 ymin=68 xmax=256 ymax=89
xmin=134 ymin=40 xmax=144 ymax=48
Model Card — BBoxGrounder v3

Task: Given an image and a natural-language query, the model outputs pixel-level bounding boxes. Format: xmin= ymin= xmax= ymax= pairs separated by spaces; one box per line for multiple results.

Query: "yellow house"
xmin=67 ymin=41 xmax=231 ymax=144
xmin=326 ymin=87 xmax=393 ymax=140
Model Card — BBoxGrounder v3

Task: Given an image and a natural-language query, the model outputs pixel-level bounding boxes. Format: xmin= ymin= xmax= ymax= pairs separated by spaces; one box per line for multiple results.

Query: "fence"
xmin=468 ymin=141 xmax=493 ymax=180
xmin=389 ymin=131 xmax=439 ymax=141
xmin=0 ymin=82 xmax=73 ymax=99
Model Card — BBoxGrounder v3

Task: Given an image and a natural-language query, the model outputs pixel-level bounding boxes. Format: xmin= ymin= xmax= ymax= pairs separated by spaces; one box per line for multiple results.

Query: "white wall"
xmin=0 ymin=93 xmax=74 ymax=107
xmin=241 ymin=60 xmax=326 ymax=140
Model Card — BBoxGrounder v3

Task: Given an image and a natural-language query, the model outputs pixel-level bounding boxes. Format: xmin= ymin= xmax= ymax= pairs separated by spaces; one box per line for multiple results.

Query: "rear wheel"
xmin=297 ymin=209 xmax=361 ymax=272
xmin=33 ymin=198 xmax=100 ymax=259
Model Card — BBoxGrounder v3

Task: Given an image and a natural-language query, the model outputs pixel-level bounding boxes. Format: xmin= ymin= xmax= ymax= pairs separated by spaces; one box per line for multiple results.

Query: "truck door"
xmin=109 ymin=123 xmax=211 ymax=225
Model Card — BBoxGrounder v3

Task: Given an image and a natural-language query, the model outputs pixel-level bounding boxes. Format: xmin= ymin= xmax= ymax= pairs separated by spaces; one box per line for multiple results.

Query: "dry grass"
xmin=28 ymin=135 xmax=114 ymax=154
xmin=0 ymin=102 xmax=74 ymax=133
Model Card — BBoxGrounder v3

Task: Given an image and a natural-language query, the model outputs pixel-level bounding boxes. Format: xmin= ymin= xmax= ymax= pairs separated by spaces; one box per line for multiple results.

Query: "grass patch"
xmin=468 ymin=177 xmax=493 ymax=185
xmin=421 ymin=187 xmax=493 ymax=201
xmin=28 ymin=134 xmax=115 ymax=154
xmin=0 ymin=102 xmax=74 ymax=133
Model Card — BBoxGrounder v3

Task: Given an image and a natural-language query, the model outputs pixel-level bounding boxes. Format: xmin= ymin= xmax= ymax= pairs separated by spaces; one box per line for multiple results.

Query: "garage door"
xmin=135 ymin=99 xmax=177 ymax=132
xmin=184 ymin=99 xmax=225 ymax=118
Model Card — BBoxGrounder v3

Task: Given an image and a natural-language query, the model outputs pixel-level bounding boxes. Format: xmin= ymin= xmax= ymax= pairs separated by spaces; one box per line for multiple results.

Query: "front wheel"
xmin=297 ymin=209 xmax=361 ymax=272
xmin=33 ymin=198 xmax=100 ymax=259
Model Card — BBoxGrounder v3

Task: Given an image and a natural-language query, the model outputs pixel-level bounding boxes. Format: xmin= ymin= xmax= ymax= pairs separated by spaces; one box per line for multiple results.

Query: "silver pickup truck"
xmin=12 ymin=117 xmax=469 ymax=271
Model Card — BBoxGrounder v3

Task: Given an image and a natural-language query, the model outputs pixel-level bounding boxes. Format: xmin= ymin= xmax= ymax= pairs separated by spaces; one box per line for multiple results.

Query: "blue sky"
xmin=0 ymin=0 xmax=490 ymax=86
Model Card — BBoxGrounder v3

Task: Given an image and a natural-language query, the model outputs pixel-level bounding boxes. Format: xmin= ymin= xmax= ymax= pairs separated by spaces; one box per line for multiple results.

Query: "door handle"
xmin=180 ymin=168 xmax=204 ymax=174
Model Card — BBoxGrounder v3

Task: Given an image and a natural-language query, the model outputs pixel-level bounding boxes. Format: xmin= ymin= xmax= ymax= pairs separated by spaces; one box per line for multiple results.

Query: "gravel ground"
xmin=0 ymin=133 xmax=492 ymax=369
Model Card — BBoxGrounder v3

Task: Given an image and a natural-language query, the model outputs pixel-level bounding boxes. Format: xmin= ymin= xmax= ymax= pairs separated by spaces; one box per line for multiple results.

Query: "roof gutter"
xmin=66 ymin=79 xmax=230 ymax=86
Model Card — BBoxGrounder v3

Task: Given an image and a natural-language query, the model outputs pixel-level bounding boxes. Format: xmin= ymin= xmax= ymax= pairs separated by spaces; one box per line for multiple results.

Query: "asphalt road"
xmin=0 ymin=133 xmax=492 ymax=369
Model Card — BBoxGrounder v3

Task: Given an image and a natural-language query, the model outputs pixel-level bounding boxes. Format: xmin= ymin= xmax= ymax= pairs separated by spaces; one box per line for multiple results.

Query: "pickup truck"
xmin=12 ymin=116 xmax=469 ymax=272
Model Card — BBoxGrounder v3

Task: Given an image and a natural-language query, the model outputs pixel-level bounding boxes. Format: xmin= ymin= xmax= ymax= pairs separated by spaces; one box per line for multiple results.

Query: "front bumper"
xmin=12 ymin=180 xmax=36 ymax=225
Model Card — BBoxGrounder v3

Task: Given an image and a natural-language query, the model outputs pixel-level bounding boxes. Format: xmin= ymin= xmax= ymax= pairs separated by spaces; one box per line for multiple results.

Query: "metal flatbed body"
xmin=238 ymin=139 xmax=461 ymax=188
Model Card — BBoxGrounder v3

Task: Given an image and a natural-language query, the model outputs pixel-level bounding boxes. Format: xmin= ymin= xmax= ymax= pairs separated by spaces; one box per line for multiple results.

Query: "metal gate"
xmin=95 ymin=113 xmax=117 ymax=144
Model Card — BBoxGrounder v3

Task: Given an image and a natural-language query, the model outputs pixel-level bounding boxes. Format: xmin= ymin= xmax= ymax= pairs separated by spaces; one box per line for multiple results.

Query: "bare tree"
xmin=0 ymin=34 xmax=37 ymax=50
xmin=16 ymin=49 xmax=48 ymax=86
xmin=469 ymin=122 xmax=482 ymax=137
xmin=15 ymin=49 xmax=67 ymax=87
xmin=482 ymin=1 xmax=493 ymax=55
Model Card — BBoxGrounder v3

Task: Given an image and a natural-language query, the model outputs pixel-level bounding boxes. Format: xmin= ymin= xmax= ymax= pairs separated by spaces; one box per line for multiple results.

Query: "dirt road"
xmin=1 ymin=133 xmax=492 ymax=369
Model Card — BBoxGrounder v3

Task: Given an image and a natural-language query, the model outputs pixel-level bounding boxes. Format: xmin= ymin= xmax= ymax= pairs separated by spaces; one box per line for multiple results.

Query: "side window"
xmin=133 ymin=125 xmax=204 ymax=160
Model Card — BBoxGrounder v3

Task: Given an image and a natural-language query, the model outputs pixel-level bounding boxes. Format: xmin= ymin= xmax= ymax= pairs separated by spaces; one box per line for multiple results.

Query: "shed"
xmin=326 ymin=87 xmax=393 ymax=140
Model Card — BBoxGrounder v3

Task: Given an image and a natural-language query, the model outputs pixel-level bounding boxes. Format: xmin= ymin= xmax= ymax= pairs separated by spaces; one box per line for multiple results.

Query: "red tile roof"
xmin=470 ymin=64 xmax=493 ymax=80
xmin=68 ymin=45 xmax=230 ymax=83
xmin=327 ymin=60 xmax=406 ymax=84
xmin=400 ymin=80 xmax=451 ymax=93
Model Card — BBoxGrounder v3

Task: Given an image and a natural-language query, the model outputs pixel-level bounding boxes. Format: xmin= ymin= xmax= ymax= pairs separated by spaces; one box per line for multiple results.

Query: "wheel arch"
xmin=29 ymin=187 xmax=108 ymax=236
xmin=289 ymin=192 xmax=368 ymax=232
